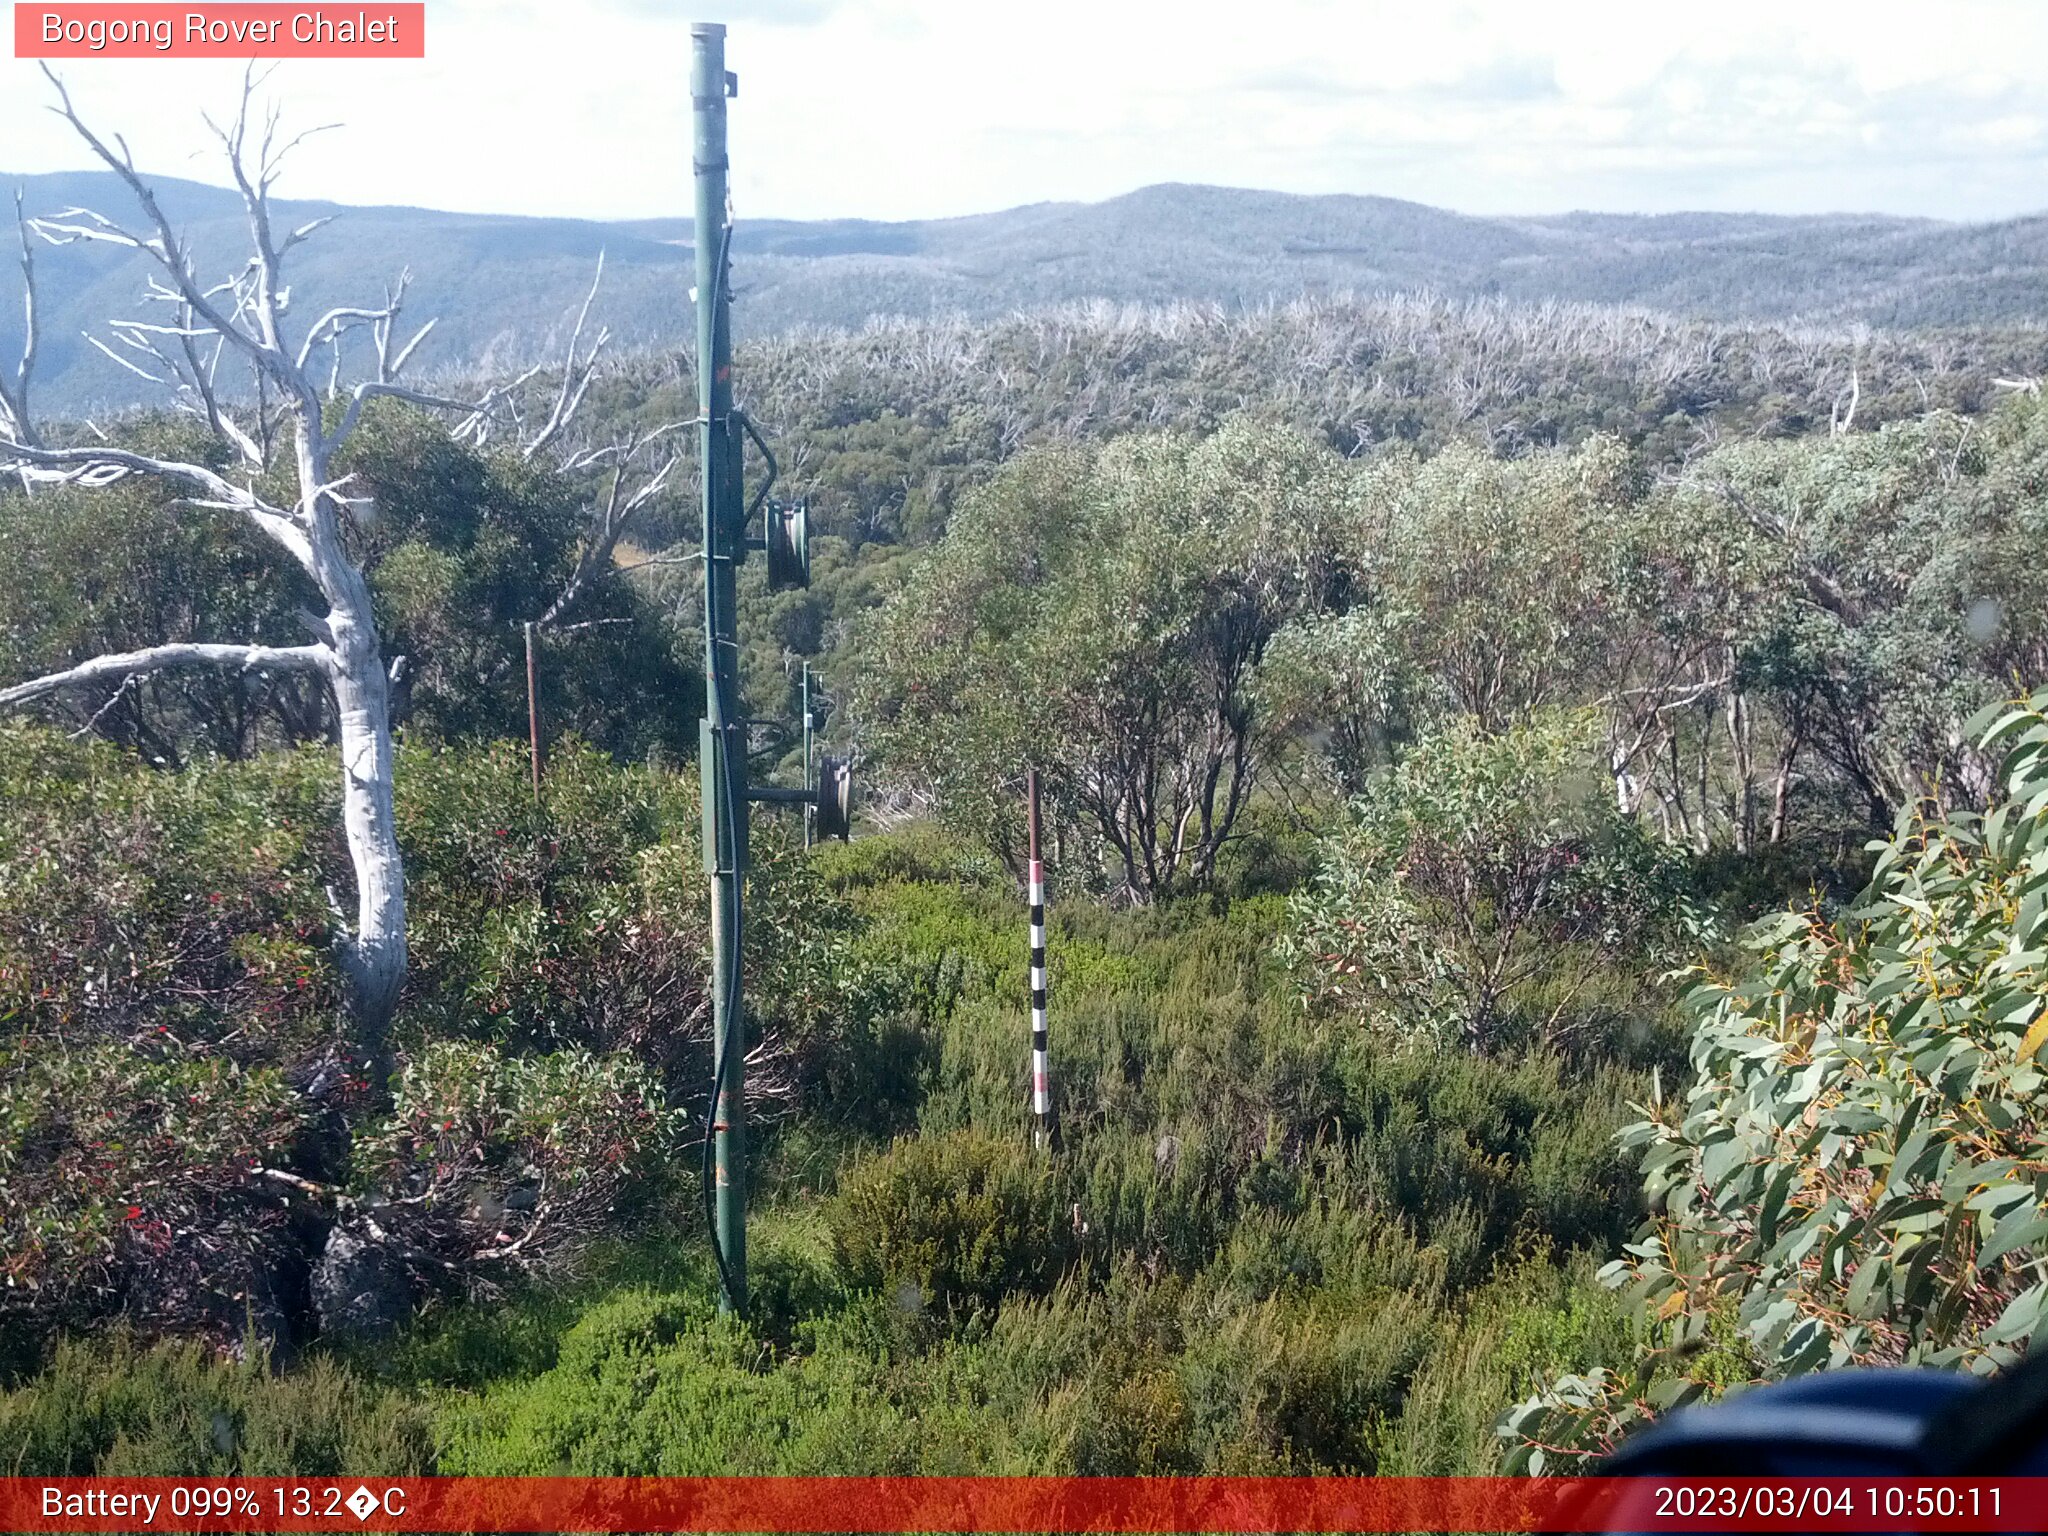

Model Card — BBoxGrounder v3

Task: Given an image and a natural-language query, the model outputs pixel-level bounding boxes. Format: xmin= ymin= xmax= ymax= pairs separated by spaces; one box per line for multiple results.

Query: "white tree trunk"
xmin=328 ymin=579 xmax=406 ymax=1063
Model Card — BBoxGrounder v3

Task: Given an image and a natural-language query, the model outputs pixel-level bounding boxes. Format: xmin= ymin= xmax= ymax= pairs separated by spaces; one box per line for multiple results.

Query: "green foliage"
xmin=393 ymin=737 xmax=707 ymax=1070
xmin=353 ymin=1040 xmax=682 ymax=1270
xmin=0 ymin=1335 xmax=432 ymax=1475
xmin=1383 ymin=439 xmax=1641 ymax=730
xmin=845 ymin=396 xmax=2048 ymax=867
xmin=0 ymin=407 xmax=697 ymax=764
xmin=1503 ymin=689 xmax=2048 ymax=1467
xmin=0 ymin=420 xmax=324 ymax=764
xmin=1286 ymin=709 xmax=1700 ymax=1053
xmin=0 ymin=724 xmax=341 ymax=1054
xmin=427 ymin=1212 xmax=1635 ymax=1479
xmin=864 ymin=421 xmax=1353 ymax=898
xmin=0 ymin=795 xmax=1658 ymax=1475
xmin=1676 ymin=411 xmax=2012 ymax=831
xmin=0 ymin=725 xmax=869 ymax=1350
xmin=339 ymin=404 xmax=699 ymax=759
xmin=435 ymin=1291 xmax=917 ymax=1476
xmin=0 ymin=1046 xmax=305 ymax=1340
xmin=827 ymin=1132 xmax=1072 ymax=1316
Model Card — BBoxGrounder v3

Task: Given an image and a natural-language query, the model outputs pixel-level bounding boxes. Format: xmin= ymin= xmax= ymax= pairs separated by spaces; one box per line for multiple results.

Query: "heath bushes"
xmin=0 ymin=727 xmax=341 ymax=1060
xmin=0 ymin=1047 xmax=306 ymax=1346
xmin=0 ymin=725 xmax=869 ymax=1353
xmin=435 ymin=1290 xmax=917 ymax=1476
xmin=0 ymin=1334 xmax=432 ymax=1475
xmin=828 ymin=1131 xmax=1073 ymax=1316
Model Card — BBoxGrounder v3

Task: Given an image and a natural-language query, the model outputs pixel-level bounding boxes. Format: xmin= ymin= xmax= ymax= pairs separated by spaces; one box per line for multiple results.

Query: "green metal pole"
xmin=692 ymin=20 xmax=746 ymax=1317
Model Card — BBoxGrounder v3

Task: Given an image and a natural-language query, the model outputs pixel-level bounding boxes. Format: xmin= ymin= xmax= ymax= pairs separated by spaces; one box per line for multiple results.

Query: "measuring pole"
xmin=1027 ymin=770 xmax=1052 ymax=1150
xmin=693 ymin=20 xmax=747 ymax=1316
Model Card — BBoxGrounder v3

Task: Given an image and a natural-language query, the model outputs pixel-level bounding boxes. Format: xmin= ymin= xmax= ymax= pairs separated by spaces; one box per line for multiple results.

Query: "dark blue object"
xmin=1602 ymin=1369 xmax=1983 ymax=1477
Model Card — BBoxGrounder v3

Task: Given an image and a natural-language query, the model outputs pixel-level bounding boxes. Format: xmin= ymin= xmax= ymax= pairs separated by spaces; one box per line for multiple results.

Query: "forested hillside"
xmin=9 ymin=127 xmax=2048 ymax=1479
xmin=8 ymin=168 xmax=2048 ymax=410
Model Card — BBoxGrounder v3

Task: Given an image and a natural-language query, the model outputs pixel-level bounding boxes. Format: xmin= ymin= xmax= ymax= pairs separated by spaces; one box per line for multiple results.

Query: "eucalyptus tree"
xmin=865 ymin=420 xmax=1352 ymax=899
xmin=0 ymin=69 xmax=708 ymax=1073
xmin=1376 ymin=438 xmax=1627 ymax=731
xmin=1676 ymin=410 xmax=2008 ymax=832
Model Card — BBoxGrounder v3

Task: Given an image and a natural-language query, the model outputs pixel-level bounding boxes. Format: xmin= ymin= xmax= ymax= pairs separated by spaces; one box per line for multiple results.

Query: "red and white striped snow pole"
xmin=1027 ymin=768 xmax=1053 ymax=1151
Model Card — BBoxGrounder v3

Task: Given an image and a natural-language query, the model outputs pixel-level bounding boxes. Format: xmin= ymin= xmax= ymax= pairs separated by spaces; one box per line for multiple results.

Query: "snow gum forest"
xmin=9 ymin=78 xmax=2048 ymax=1479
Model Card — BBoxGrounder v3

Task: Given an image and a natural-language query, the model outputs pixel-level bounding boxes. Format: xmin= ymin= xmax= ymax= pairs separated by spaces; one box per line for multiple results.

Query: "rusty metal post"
xmin=524 ymin=621 xmax=544 ymax=798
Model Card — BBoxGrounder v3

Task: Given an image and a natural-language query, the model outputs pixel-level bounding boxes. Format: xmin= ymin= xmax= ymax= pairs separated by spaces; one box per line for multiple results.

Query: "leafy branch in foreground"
xmin=1503 ymin=686 xmax=2048 ymax=1468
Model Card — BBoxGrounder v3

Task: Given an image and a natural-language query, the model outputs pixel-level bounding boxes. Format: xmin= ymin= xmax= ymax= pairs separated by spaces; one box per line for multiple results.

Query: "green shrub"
xmin=0 ymin=1045 xmax=306 ymax=1345
xmin=0 ymin=1335 xmax=431 ymax=1475
xmin=1285 ymin=708 xmax=1700 ymax=1054
xmin=347 ymin=1040 xmax=682 ymax=1277
xmin=1371 ymin=1254 xmax=1633 ymax=1475
xmin=828 ymin=1132 xmax=1073 ymax=1316
xmin=434 ymin=1301 xmax=915 ymax=1475
xmin=0 ymin=725 xmax=340 ymax=1057
xmin=1172 ymin=1287 xmax=1439 ymax=1471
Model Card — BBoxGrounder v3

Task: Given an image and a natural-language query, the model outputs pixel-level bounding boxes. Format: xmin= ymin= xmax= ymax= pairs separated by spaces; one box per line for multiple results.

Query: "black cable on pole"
xmin=697 ymin=218 xmax=744 ymax=1313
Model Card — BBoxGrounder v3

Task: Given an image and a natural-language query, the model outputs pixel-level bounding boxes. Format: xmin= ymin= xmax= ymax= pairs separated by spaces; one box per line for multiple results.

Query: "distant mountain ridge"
xmin=4 ymin=171 xmax=2045 ymax=411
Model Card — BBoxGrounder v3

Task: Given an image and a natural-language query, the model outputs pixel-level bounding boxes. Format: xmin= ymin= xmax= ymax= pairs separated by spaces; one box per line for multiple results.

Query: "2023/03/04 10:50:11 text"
xmin=1647 ymin=1483 xmax=2006 ymax=1523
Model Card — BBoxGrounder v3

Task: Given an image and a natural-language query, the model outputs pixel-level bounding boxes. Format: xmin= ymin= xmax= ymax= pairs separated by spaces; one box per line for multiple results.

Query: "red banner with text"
xmin=14 ymin=5 xmax=423 ymax=58
xmin=7 ymin=1476 xmax=2048 ymax=1532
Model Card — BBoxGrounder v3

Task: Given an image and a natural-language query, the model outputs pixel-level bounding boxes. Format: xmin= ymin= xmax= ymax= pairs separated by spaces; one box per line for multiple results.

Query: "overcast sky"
xmin=2 ymin=0 xmax=2040 ymax=225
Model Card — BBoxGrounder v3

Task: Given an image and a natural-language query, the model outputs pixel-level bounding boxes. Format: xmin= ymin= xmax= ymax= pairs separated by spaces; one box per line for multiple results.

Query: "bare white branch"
xmin=0 ymin=189 xmax=40 ymax=452
xmin=386 ymin=316 xmax=435 ymax=379
xmin=0 ymin=438 xmax=315 ymax=571
xmin=521 ymin=253 xmax=610 ymax=459
xmin=0 ymin=641 xmax=329 ymax=710
xmin=83 ymin=330 xmax=167 ymax=384
xmin=537 ymin=424 xmax=688 ymax=630
xmin=37 ymin=67 xmax=278 ymax=380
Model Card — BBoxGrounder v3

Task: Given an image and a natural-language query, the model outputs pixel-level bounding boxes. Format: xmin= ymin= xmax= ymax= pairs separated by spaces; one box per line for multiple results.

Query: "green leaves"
xmin=1505 ymin=688 xmax=2048 ymax=1465
xmin=1283 ymin=707 xmax=1698 ymax=1054
xmin=0 ymin=1042 xmax=306 ymax=1319
xmin=1976 ymin=1204 xmax=2048 ymax=1268
xmin=864 ymin=422 xmax=1357 ymax=898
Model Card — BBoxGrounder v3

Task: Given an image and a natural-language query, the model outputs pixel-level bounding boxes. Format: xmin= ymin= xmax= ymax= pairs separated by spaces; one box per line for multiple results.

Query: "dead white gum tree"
xmin=423 ymin=251 xmax=692 ymax=784
xmin=489 ymin=252 xmax=691 ymax=639
xmin=0 ymin=69 xmax=692 ymax=1075
xmin=0 ymin=68 xmax=531 ymax=1078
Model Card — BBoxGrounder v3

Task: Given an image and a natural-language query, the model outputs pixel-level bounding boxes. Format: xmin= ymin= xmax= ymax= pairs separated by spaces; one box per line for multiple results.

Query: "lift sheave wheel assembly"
xmin=764 ymin=496 xmax=810 ymax=592
xmin=815 ymin=755 xmax=852 ymax=842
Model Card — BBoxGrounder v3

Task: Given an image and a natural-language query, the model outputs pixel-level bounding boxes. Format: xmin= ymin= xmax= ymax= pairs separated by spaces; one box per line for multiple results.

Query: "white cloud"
xmin=2 ymin=0 xmax=2043 ymax=222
